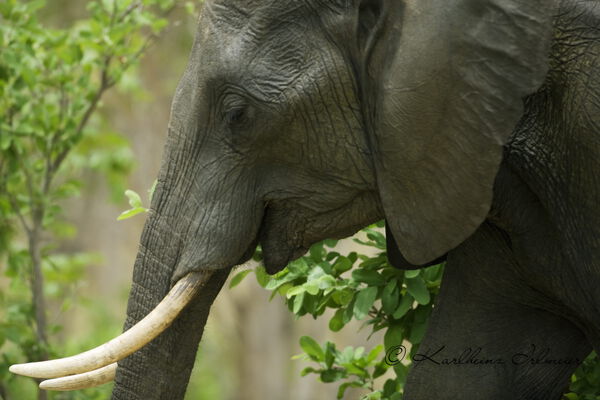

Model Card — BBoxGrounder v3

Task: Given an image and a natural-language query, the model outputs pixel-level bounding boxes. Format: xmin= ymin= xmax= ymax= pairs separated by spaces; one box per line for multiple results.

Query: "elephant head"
xmin=10 ymin=0 xmax=554 ymax=398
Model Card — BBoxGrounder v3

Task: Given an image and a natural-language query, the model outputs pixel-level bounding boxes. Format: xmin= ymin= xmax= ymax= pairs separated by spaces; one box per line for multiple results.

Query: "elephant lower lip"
xmin=262 ymin=246 xmax=304 ymax=274
xmin=258 ymin=204 xmax=307 ymax=273
xmin=291 ymin=246 xmax=308 ymax=261
xmin=237 ymin=235 xmax=261 ymax=266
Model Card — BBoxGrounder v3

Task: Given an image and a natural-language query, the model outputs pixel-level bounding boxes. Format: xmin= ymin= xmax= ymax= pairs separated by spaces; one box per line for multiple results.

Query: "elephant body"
xmin=109 ymin=0 xmax=600 ymax=399
xmin=402 ymin=3 xmax=600 ymax=398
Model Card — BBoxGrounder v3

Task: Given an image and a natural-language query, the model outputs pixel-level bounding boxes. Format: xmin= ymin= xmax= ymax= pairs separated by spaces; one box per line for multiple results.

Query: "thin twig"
xmin=119 ymin=1 xmax=142 ymax=22
xmin=29 ymin=226 xmax=48 ymax=347
xmin=48 ymin=55 xmax=112 ymax=185
xmin=6 ymin=192 xmax=32 ymax=237
xmin=21 ymin=164 xmax=38 ymax=220
xmin=0 ymin=129 xmax=39 ymax=137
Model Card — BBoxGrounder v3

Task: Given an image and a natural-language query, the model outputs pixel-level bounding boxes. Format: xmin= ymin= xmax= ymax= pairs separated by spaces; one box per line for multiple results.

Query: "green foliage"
xmin=117 ymin=189 xmax=149 ymax=220
xmin=564 ymin=353 xmax=600 ymax=400
xmin=0 ymin=0 xmax=186 ymax=398
xmin=237 ymin=221 xmax=600 ymax=399
xmin=116 ymin=180 xmax=156 ymax=221
xmin=236 ymin=221 xmax=442 ymax=399
xmin=296 ymin=338 xmax=392 ymax=399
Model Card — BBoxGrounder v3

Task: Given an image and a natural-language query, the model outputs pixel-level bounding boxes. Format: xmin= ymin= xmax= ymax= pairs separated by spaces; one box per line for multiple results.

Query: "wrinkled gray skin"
xmin=111 ymin=0 xmax=600 ymax=399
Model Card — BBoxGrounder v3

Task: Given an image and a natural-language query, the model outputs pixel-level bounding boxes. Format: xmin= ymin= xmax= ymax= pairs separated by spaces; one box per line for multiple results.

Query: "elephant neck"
xmin=495 ymin=0 xmax=600 ymax=272
xmin=487 ymin=118 xmax=600 ymax=347
xmin=498 ymin=76 xmax=600 ymax=271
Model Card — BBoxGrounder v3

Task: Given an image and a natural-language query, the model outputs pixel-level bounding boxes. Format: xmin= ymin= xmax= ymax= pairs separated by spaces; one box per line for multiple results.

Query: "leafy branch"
xmin=234 ymin=222 xmax=599 ymax=399
xmin=0 ymin=0 xmax=194 ymax=398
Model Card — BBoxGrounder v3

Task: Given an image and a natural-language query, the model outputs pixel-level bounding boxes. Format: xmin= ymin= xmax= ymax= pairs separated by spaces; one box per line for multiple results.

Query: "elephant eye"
xmin=225 ymin=106 xmax=246 ymax=125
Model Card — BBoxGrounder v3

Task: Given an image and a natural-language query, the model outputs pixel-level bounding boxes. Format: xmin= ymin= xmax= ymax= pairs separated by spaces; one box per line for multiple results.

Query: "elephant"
xmin=10 ymin=0 xmax=600 ymax=399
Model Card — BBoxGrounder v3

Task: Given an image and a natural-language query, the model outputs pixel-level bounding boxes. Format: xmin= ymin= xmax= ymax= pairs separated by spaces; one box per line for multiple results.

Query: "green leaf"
xmin=254 ymin=266 xmax=271 ymax=288
xmin=304 ymin=281 xmax=320 ymax=296
xmin=365 ymin=228 xmax=386 ymax=249
xmin=408 ymin=319 xmax=428 ymax=344
xmin=404 ymin=269 xmax=420 ymax=279
xmin=293 ymin=292 xmax=305 ymax=314
xmin=184 ymin=1 xmax=196 ymax=15
xmin=337 ymin=382 xmax=360 ymax=399
xmin=354 ymin=346 xmax=365 ymax=360
xmin=0 ymin=134 xmax=11 ymax=150
xmin=320 ymin=368 xmax=346 ymax=383
xmin=324 ymin=239 xmax=338 ymax=247
xmin=358 ymin=254 xmax=387 ymax=270
xmin=229 ymin=269 xmax=251 ymax=289
xmin=315 ymin=274 xmax=336 ymax=290
xmin=352 ymin=269 xmax=386 ymax=286
xmin=333 ymin=256 xmax=352 ymax=274
xmin=307 ymin=265 xmax=326 ymax=281
xmin=353 ymin=286 xmax=378 ymax=320
xmin=366 ymin=345 xmax=383 ymax=363
xmin=362 ymin=391 xmax=382 ymax=399
xmin=300 ymin=336 xmax=325 ymax=361
xmin=405 ymin=277 xmax=430 ymax=305
xmin=148 ymin=179 xmax=158 ymax=202
xmin=392 ymin=293 xmax=414 ymax=319
xmin=329 ymin=309 xmax=345 ymax=332
xmin=265 ymin=275 xmax=288 ymax=291
xmin=116 ymin=206 xmax=147 ymax=220
xmin=332 ymin=289 xmax=354 ymax=306
xmin=300 ymin=366 xmax=318 ymax=377
xmin=309 ymin=242 xmax=326 ymax=262
xmin=288 ymin=257 xmax=310 ymax=275
xmin=286 ymin=285 xmax=307 ymax=298
xmin=339 ymin=306 xmax=352 ymax=326
xmin=381 ymin=281 xmax=399 ymax=314
xmin=384 ymin=324 xmax=404 ymax=356
xmin=124 ymin=189 xmax=143 ymax=208
xmin=383 ymin=378 xmax=398 ymax=397
xmin=325 ymin=341 xmax=336 ymax=368
xmin=423 ymin=264 xmax=444 ymax=282
xmin=390 ymin=393 xmax=403 ymax=400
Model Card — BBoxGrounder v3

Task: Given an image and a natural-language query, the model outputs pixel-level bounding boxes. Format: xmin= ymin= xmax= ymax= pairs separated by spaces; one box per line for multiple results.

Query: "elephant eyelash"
xmin=220 ymin=88 xmax=252 ymax=126
xmin=224 ymin=106 xmax=247 ymax=125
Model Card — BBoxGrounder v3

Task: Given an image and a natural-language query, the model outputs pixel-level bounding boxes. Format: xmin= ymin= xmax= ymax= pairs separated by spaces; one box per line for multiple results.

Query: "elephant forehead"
xmin=206 ymin=0 xmax=308 ymax=33
xmin=204 ymin=0 xmax=353 ymax=37
xmin=206 ymin=0 xmax=351 ymax=22
xmin=197 ymin=1 xmax=340 ymax=99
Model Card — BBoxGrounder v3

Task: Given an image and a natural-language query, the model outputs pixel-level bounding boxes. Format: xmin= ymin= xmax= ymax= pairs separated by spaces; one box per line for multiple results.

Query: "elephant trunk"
xmin=111 ymin=265 xmax=229 ymax=399
xmin=110 ymin=206 xmax=232 ymax=399
xmin=108 ymin=145 xmax=261 ymax=397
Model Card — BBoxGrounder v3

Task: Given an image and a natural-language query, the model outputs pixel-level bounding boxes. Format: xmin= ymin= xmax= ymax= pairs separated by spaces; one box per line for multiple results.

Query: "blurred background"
xmin=0 ymin=2 xmax=386 ymax=399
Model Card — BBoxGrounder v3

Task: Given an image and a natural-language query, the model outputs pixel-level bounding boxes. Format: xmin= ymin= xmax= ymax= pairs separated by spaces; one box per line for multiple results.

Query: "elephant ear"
xmin=360 ymin=0 xmax=555 ymax=265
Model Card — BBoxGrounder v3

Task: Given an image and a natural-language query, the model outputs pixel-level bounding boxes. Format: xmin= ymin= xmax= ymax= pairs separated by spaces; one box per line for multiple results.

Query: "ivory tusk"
xmin=39 ymin=363 xmax=117 ymax=391
xmin=10 ymin=271 xmax=211 ymax=379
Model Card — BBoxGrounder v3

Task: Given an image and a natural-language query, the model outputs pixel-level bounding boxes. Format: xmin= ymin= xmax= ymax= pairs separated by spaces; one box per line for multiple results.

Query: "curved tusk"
xmin=39 ymin=363 xmax=117 ymax=391
xmin=10 ymin=271 xmax=212 ymax=379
